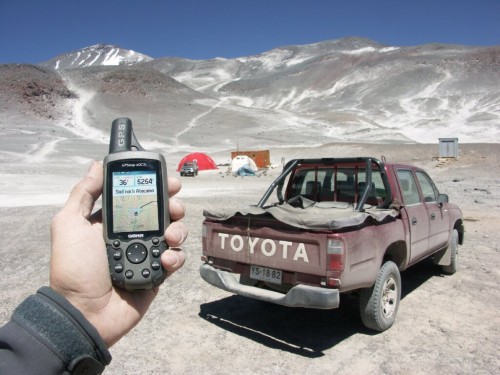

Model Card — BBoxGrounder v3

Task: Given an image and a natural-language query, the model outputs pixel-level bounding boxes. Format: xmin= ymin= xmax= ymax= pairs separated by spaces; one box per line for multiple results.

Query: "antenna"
xmin=108 ymin=118 xmax=145 ymax=154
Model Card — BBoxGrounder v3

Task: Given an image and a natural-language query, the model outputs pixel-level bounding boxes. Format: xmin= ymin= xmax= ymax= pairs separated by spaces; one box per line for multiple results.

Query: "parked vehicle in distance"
xmin=200 ymin=157 xmax=464 ymax=332
xmin=180 ymin=161 xmax=198 ymax=176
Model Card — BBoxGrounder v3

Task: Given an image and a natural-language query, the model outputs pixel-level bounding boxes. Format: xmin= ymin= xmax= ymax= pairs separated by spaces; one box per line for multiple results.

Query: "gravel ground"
xmin=1 ymin=142 xmax=499 ymax=374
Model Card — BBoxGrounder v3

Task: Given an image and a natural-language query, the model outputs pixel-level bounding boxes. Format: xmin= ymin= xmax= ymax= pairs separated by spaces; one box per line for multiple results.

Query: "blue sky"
xmin=1 ymin=0 xmax=499 ymax=64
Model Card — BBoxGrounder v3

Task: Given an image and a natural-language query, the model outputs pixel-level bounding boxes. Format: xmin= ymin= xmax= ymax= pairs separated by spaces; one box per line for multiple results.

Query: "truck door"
xmin=415 ymin=171 xmax=450 ymax=251
xmin=396 ymin=169 xmax=430 ymax=264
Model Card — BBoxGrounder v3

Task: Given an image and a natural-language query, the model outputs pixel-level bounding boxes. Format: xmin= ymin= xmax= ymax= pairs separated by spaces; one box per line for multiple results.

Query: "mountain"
xmin=146 ymin=38 xmax=500 ymax=144
xmin=1 ymin=38 xmax=499 ymax=163
xmin=39 ymin=44 xmax=153 ymax=70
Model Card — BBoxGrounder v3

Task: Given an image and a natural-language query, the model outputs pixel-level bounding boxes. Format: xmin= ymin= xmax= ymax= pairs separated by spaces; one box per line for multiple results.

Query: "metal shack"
xmin=230 ymin=150 xmax=270 ymax=168
xmin=439 ymin=138 xmax=459 ymax=158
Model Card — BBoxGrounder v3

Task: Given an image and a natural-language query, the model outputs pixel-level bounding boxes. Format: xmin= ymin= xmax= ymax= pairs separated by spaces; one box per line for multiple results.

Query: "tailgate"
xmin=203 ymin=218 xmax=328 ymax=276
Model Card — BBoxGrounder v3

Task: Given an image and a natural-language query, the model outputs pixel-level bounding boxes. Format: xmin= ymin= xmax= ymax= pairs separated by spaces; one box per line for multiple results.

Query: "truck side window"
xmin=416 ymin=171 xmax=438 ymax=202
xmin=396 ymin=170 xmax=421 ymax=205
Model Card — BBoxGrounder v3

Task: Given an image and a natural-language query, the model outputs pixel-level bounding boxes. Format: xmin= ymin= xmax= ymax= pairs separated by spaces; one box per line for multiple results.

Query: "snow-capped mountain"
xmin=39 ymin=44 xmax=153 ymax=70
xmin=2 ymin=37 xmax=499 ymax=151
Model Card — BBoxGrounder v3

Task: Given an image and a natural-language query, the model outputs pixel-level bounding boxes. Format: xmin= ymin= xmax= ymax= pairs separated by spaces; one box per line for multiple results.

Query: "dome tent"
xmin=176 ymin=152 xmax=218 ymax=171
xmin=229 ymin=155 xmax=258 ymax=173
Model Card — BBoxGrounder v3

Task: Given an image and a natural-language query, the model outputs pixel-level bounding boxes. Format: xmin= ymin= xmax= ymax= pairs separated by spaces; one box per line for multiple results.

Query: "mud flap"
xmin=433 ymin=244 xmax=451 ymax=266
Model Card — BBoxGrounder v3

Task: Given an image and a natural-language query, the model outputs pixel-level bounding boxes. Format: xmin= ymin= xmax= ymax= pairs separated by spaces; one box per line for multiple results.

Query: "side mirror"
xmin=438 ymin=194 xmax=449 ymax=205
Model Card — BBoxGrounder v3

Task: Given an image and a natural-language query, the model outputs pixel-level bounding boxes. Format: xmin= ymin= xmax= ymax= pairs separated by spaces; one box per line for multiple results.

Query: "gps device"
xmin=102 ymin=118 xmax=169 ymax=290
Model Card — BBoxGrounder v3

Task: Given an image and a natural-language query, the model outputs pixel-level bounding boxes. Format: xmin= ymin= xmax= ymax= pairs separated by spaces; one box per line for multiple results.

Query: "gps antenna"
xmin=109 ymin=117 xmax=145 ymax=154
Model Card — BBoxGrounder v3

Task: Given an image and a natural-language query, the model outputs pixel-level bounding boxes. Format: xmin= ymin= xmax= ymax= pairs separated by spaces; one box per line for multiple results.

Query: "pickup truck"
xmin=200 ymin=157 xmax=464 ymax=332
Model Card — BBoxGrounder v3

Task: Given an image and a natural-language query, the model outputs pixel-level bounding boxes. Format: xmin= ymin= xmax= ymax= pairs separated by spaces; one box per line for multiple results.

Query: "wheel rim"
xmin=380 ymin=276 xmax=398 ymax=318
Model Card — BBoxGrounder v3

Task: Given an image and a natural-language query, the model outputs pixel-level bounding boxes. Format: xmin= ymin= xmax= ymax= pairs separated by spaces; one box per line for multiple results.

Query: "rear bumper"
xmin=200 ymin=263 xmax=340 ymax=309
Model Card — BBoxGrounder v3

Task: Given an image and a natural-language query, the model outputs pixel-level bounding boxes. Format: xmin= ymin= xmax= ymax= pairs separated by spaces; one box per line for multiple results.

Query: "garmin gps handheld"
xmin=103 ymin=118 xmax=169 ymax=291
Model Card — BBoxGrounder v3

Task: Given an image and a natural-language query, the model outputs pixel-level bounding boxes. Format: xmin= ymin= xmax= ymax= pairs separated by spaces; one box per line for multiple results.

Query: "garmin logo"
xmin=128 ymin=234 xmax=144 ymax=239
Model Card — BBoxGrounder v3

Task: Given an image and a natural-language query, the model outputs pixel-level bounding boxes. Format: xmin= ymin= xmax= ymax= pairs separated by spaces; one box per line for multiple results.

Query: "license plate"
xmin=250 ymin=265 xmax=282 ymax=284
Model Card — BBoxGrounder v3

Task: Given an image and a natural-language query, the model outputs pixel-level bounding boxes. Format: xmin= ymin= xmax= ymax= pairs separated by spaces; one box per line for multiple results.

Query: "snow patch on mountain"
xmin=42 ymin=44 xmax=152 ymax=70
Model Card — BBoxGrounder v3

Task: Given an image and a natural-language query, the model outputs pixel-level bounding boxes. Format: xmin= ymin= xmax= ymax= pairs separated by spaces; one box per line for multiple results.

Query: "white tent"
xmin=230 ymin=155 xmax=258 ymax=172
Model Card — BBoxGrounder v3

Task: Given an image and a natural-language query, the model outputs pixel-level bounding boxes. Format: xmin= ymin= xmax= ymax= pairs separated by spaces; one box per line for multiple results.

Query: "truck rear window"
xmin=288 ymin=167 xmax=386 ymax=206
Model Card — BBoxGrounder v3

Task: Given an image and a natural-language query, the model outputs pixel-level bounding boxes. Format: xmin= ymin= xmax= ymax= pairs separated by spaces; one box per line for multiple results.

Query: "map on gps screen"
xmin=112 ymin=171 xmax=159 ymax=233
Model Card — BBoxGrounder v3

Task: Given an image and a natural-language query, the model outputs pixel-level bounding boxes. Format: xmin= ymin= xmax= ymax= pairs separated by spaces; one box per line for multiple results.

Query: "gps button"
xmin=114 ymin=263 xmax=123 ymax=273
xmin=126 ymin=243 xmax=148 ymax=264
xmin=113 ymin=249 xmax=122 ymax=260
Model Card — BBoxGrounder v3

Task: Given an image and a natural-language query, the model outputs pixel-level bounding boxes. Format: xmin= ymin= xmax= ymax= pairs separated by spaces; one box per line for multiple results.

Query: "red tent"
xmin=176 ymin=152 xmax=218 ymax=171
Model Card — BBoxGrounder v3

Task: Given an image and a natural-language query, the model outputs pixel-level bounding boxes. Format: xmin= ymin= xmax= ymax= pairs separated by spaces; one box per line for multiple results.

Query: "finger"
xmin=64 ymin=161 xmax=103 ymax=218
xmin=169 ymin=197 xmax=185 ymax=222
xmin=167 ymin=176 xmax=181 ymax=197
xmin=165 ymin=221 xmax=188 ymax=248
xmin=161 ymin=249 xmax=186 ymax=274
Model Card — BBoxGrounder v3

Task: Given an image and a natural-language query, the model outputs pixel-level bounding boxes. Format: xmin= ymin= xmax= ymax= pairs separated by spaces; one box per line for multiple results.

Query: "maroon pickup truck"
xmin=200 ymin=157 xmax=464 ymax=331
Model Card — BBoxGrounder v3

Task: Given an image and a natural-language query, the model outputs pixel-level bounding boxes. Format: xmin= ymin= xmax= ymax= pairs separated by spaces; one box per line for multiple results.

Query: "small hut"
xmin=438 ymin=138 xmax=459 ymax=158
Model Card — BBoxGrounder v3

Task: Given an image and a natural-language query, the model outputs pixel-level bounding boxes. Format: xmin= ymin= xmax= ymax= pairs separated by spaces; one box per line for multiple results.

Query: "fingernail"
xmin=173 ymin=227 xmax=186 ymax=244
xmin=86 ymin=161 xmax=98 ymax=175
xmin=164 ymin=252 xmax=178 ymax=267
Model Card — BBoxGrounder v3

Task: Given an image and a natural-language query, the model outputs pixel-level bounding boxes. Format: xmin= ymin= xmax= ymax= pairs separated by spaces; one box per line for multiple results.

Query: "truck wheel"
xmin=442 ymin=229 xmax=459 ymax=275
xmin=359 ymin=261 xmax=401 ymax=332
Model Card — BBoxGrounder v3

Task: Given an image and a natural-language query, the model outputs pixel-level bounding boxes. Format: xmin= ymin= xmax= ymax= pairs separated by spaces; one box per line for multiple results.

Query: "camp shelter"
xmin=230 ymin=150 xmax=270 ymax=168
xmin=177 ymin=152 xmax=218 ymax=171
xmin=235 ymin=165 xmax=256 ymax=176
xmin=438 ymin=138 xmax=459 ymax=158
xmin=230 ymin=155 xmax=258 ymax=173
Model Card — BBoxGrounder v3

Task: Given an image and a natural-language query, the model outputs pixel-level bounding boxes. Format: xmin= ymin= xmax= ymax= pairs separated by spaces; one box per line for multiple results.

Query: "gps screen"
xmin=111 ymin=170 xmax=160 ymax=233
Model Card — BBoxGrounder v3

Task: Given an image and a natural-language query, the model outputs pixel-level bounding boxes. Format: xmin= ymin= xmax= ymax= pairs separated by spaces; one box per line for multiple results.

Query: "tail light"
xmin=325 ymin=238 xmax=345 ymax=287
xmin=327 ymin=238 xmax=345 ymax=271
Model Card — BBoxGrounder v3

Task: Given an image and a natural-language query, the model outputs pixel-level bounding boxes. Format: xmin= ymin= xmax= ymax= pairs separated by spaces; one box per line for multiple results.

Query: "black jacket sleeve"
xmin=0 ymin=287 xmax=111 ymax=375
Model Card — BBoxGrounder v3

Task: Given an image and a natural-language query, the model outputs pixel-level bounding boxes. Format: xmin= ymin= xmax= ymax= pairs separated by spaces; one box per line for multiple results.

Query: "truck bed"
xmin=203 ymin=196 xmax=398 ymax=231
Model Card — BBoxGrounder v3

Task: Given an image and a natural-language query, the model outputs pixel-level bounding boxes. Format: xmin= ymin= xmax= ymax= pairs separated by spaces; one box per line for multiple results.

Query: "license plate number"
xmin=250 ymin=265 xmax=282 ymax=284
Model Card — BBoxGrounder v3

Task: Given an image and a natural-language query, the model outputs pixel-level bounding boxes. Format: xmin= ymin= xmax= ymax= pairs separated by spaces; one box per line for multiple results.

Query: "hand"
xmin=49 ymin=161 xmax=187 ymax=347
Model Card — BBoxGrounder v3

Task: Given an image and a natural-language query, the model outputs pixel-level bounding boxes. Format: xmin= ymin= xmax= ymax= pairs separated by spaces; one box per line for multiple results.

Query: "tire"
xmin=442 ymin=229 xmax=459 ymax=275
xmin=359 ymin=261 xmax=401 ymax=332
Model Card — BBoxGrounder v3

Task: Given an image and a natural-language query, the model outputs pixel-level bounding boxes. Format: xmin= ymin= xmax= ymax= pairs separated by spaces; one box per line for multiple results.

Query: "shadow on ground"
xmin=199 ymin=259 xmax=441 ymax=357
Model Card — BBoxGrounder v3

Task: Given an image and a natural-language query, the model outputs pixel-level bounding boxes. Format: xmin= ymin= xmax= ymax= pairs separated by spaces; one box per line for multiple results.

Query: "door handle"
xmin=431 ymin=213 xmax=436 ymax=220
xmin=411 ymin=217 xmax=418 ymax=225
